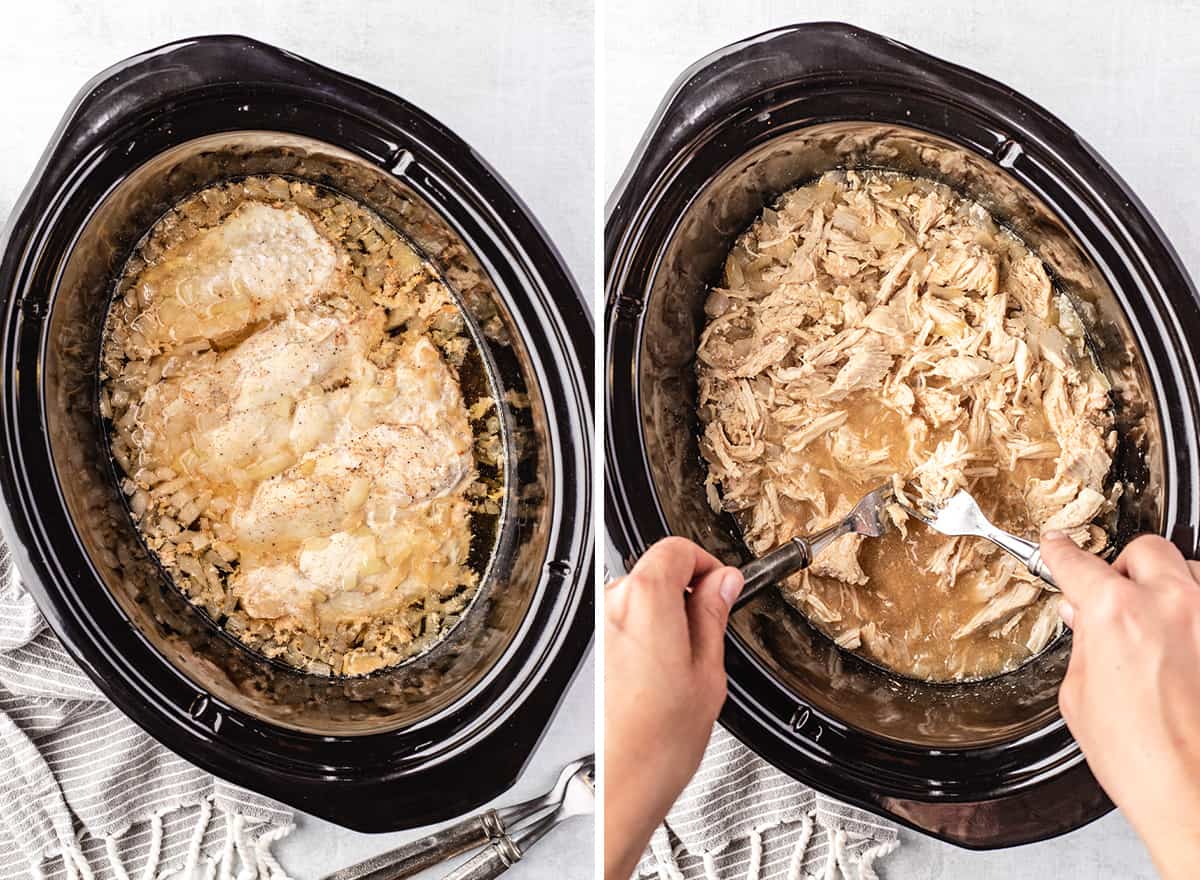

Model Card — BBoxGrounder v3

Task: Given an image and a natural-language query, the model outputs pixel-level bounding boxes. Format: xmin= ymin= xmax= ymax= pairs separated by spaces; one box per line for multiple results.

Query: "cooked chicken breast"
xmin=234 ymin=422 xmax=470 ymax=545
xmin=127 ymin=202 xmax=341 ymax=355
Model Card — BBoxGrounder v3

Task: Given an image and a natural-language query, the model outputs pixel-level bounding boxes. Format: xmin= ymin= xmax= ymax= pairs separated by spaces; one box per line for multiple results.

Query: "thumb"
xmin=687 ymin=566 xmax=743 ymax=668
xmin=1040 ymin=530 xmax=1120 ymax=611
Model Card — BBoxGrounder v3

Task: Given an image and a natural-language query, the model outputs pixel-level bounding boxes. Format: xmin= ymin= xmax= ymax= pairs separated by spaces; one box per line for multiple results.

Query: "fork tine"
xmin=894 ymin=478 xmax=940 ymax=524
xmin=850 ymin=483 xmax=894 ymax=536
xmin=896 ymin=498 xmax=934 ymax=525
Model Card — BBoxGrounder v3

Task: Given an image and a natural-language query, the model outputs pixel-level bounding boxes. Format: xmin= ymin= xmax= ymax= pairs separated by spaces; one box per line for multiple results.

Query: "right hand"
xmin=1040 ymin=531 xmax=1200 ymax=880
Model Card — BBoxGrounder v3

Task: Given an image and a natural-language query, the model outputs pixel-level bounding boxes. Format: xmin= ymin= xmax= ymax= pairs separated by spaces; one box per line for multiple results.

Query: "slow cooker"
xmin=0 ymin=36 xmax=592 ymax=831
xmin=605 ymin=23 xmax=1199 ymax=848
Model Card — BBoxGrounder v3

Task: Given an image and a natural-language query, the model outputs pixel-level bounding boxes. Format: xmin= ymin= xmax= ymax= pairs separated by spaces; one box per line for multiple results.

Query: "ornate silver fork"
xmin=896 ymin=487 xmax=1057 ymax=588
xmin=441 ymin=759 xmax=594 ymax=880
xmin=322 ymin=756 xmax=594 ymax=880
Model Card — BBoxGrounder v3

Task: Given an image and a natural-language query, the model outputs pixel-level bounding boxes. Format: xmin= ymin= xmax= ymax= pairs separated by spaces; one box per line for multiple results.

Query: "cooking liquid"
xmin=768 ymin=394 xmax=1058 ymax=681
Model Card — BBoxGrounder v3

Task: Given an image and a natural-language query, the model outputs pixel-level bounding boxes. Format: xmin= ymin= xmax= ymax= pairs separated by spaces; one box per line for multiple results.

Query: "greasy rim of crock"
xmin=605 ymin=22 xmax=1200 ymax=848
xmin=0 ymin=36 xmax=594 ymax=831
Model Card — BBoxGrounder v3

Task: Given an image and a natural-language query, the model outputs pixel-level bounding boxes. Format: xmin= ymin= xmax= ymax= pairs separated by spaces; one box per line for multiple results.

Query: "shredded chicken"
xmin=698 ymin=171 xmax=1115 ymax=681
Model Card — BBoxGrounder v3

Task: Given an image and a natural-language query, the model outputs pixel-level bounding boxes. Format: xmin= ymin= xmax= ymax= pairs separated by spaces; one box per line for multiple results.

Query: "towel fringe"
xmin=650 ymin=826 xmax=684 ymax=880
xmin=31 ymin=800 xmax=294 ymax=880
xmin=57 ymin=835 xmax=94 ymax=880
xmin=233 ymin=816 xmax=256 ymax=880
xmin=642 ymin=810 xmax=899 ymax=880
xmin=833 ymin=829 xmax=856 ymax=880
xmin=217 ymin=813 xmax=237 ymax=880
xmin=77 ymin=839 xmax=95 ymax=880
xmin=104 ymin=835 xmax=130 ymax=880
xmin=857 ymin=838 xmax=898 ymax=880
xmin=784 ymin=814 xmax=813 ymax=880
xmin=821 ymin=827 xmax=846 ymax=880
xmin=743 ymin=829 xmax=763 ymax=880
xmin=140 ymin=812 xmax=166 ymax=880
xmin=180 ymin=799 xmax=213 ymax=879
xmin=252 ymin=823 xmax=294 ymax=880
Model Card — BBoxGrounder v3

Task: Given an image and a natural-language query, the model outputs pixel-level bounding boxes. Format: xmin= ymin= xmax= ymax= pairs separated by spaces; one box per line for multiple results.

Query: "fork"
xmin=896 ymin=487 xmax=1057 ymax=588
xmin=321 ymin=756 xmax=594 ymax=880
xmin=732 ymin=483 xmax=893 ymax=611
xmin=441 ymin=759 xmax=595 ymax=880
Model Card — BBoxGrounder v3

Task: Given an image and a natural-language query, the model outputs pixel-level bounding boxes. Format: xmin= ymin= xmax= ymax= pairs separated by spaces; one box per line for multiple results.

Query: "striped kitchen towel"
xmin=0 ymin=542 xmax=296 ymax=880
xmin=635 ymin=726 xmax=898 ymax=880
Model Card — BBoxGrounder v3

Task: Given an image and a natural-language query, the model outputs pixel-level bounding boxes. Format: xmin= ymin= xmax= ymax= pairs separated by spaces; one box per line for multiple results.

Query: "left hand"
xmin=603 ymin=536 xmax=744 ymax=880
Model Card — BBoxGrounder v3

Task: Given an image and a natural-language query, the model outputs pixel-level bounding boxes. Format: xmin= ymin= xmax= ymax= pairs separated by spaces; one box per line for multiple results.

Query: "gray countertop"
xmin=602 ymin=0 xmax=1198 ymax=876
xmin=0 ymin=1 xmax=594 ymax=878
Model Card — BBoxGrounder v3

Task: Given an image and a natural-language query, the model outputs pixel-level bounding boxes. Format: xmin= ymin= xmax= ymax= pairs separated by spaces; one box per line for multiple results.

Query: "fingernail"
xmin=1059 ymin=600 xmax=1075 ymax=628
xmin=1042 ymin=529 xmax=1069 ymax=543
xmin=719 ymin=570 xmax=744 ymax=607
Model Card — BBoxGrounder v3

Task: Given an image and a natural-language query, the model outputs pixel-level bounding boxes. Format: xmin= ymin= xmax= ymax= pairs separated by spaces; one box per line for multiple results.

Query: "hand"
xmin=603 ymin=537 xmax=744 ymax=880
xmin=1040 ymin=531 xmax=1200 ymax=880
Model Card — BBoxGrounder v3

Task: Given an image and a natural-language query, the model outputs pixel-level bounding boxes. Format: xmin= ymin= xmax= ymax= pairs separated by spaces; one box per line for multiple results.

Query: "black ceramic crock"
xmin=606 ymin=23 xmax=1200 ymax=848
xmin=0 ymin=36 xmax=593 ymax=831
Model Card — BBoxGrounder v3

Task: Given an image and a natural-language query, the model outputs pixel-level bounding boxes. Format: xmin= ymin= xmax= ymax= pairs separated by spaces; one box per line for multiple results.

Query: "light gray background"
xmin=0 ymin=2 xmax=594 ymax=879
xmin=603 ymin=0 xmax=1198 ymax=877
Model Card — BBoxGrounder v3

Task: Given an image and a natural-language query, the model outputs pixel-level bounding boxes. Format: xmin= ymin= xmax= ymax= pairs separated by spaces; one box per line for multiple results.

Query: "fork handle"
xmin=441 ymin=807 xmax=567 ymax=880
xmin=323 ymin=811 xmax=506 ymax=880
xmin=440 ymin=835 xmax=524 ymax=880
xmin=734 ymin=538 xmax=811 ymax=610
xmin=987 ymin=530 xmax=1058 ymax=589
xmin=734 ymin=519 xmax=853 ymax=611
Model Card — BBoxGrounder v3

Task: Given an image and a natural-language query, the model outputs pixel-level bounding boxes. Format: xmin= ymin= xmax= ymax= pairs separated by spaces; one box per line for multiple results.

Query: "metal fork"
xmin=732 ymin=483 xmax=893 ymax=611
xmin=321 ymin=756 xmax=594 ymax=880
xmin=441 ymin=760 xmax=595 ymax=880
xmin=896 ymin=487 xmax=1057 ymax=588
